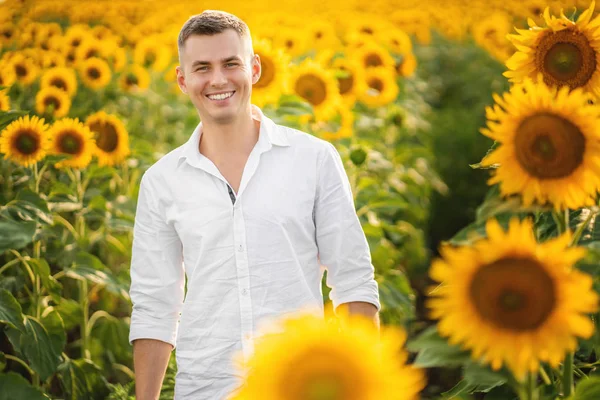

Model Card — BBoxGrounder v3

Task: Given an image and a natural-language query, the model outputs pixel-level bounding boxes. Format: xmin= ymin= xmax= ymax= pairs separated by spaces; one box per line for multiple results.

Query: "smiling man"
xmin=128 ymin=10 xmax=380 ymax=400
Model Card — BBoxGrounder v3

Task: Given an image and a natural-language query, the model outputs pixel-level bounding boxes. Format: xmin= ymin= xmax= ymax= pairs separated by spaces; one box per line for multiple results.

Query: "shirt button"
xmin=238 ymin=244 xmax=243 ymax=252
xmin=242 ymin=288 xmax=248 ymax=295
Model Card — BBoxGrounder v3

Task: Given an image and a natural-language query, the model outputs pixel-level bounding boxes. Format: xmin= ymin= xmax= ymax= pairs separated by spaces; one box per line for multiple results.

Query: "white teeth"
xmin=207 ymin=91 xmax=234 ymax=100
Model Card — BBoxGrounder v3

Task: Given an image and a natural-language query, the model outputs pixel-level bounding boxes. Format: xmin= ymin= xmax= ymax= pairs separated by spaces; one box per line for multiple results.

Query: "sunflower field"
xmin=1 ymin=0 xmax=600 ymax=399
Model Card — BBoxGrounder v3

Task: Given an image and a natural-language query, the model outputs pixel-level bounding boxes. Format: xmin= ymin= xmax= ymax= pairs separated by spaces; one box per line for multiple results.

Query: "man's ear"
xmin=251 ymin=54 xmax=261 ymax=85
xmin=176 ymin=66 xmax=187 ymax=94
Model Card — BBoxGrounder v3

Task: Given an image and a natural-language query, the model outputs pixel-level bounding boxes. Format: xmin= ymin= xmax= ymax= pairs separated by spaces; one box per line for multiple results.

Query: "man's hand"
xmin=133 ymin=339 xmax=173 ymax=400
xmin=337 ymin=301 xmax=380 ymax=330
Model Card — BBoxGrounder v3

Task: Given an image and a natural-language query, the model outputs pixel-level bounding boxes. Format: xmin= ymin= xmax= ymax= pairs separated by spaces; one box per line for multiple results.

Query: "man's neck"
xmin=199 ymin=112 xmax=259 ymax=161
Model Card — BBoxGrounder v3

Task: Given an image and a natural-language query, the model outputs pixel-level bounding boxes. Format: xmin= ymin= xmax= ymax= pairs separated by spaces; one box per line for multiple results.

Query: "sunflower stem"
xmin=570 ymin=207 xmax=598 ymax=246
xmin=563 ymin=352 xmax=574 ymax=397
xmin=79 ymin=279 xmax=90 ymax=360
xmin=539 ymin=366 xmax=552 ymax=386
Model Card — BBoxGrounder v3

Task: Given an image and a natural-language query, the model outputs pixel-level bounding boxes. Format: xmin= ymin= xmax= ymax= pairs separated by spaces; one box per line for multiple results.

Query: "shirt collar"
xmin=178 ymin=105 xmax=289 ymax=167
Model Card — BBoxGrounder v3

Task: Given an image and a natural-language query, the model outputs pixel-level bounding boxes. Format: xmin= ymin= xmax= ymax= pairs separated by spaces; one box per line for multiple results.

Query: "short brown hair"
xmin=178 ymin=10 xmax=251 ymax=62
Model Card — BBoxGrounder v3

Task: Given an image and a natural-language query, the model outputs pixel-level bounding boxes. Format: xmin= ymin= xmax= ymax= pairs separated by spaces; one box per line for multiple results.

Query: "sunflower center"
xmin=58 ymin=131 xmax=83 ymax=155
xmin=254 ymin=55 xmax=275 ymax=89
xmin=365 ymin=54 xmax=383 ymax=67
xmin=125 ymin=73 xmax=138 ymax=86
xmin=470 ymin=256 xmax=556 ymax=331
xmin=303 ymin=375 xmax=343 ymax=400
xmin=515 ymin=113 xmax=585 ymax=179
xmin=89 ymin=121 xmax=119 ymax=152
xmin=145 ymin=52 xmax=156 ymax=67
xmin=85 ymin=49 xmax=99 ymax=59
xmin=538 ymin=28 xmax=596 ymax=89
xmin=368 ymin=78 xmax=383 ymax=92
xmin=361 ymin=27 xmax=374 ymax=35
xmin=285 ymin=40 xmax=294 ymax=49
xmin=88 ymin=67 xmax=100 ymax=79
xmin=295 ymin=74 xmax=327 ymax=106
xmin=15 ymin=64 xmax=27 ymax=77
xmin=14 ymin=130 xmax=39 ymax=155
xmin=337 ymin=68 xmax=354 ymax=95
xmin=43 ymin=96 xmax=60 ymax=112
xmin=51 ymin=78 xmax=67 ymax=90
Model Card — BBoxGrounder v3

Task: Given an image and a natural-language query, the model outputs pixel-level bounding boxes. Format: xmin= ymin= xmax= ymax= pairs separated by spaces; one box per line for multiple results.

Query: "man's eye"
xmin=196 ymin=66 xmax=208 ymax=71
xmin=225 ymin=63 xmax=238 ymax=67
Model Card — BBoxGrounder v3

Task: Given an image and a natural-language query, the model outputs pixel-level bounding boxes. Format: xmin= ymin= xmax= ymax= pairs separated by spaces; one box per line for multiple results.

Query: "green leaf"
xmin=5 ymin=316 xmax=62 ymax=381
xmin=0 ymin=352 xmax=6 ymax=371
xmin=13 ymin=189 xmax=53 ymax=225
xmin=0 ymin=110 xmax=29 ymax=131
xmin=407 ymin=325 xmax=471 ymax=368
xmin=463 ymin=362 xmax=508 ymax=393
xmin=41 ymin=308 xmax=67 ymax=361
xmin=572 ymin=377 xmax=600 ymax=400
xmin=55 ymin=298 xmax=83 ymax=331
xmin=0 ymin=218 xmax=36 ymax=253
xmin=29 ymin=258 xmax=62 ymax=302
xmin=63 ymin=252 xmax=130 ymax=300
xmin=91 ymin=315 xmax=130 ymax=362
xmin=0 ymin=372 xmax=48 ymax=400
xmin=0 ymin=289 xmax=25 ymax=332
xmin=58 ymin=358 xmax=109 ymax=400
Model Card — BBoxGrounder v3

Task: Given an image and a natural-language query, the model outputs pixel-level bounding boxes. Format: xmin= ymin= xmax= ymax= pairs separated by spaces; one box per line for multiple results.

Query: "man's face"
xmin=176 ymin=29 xmax=260 ymax=125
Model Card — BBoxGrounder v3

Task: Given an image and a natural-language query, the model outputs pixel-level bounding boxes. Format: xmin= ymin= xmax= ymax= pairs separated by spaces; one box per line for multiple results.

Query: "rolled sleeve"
xmin=314 ymin=142 xmax=381 ymax=312
xmin=129 ymin=172 xmax=185 ymax=348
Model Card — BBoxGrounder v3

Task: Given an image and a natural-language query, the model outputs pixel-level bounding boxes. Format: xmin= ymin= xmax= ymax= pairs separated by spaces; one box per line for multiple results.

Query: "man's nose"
xmin=210 ymin=68 xmax=228 ymax=86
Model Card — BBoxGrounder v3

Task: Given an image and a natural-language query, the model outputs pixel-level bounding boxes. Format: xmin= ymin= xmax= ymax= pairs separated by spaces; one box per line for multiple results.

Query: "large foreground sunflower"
xmin=0 ymin=115 xmax=50 ymax=167
xmin=480 ymin=77 xmax=600 ymax=210
xmin=251 ymin=39 xmax=289 ymax=107
xmin=289 ymin=60 xmax=341 ymax=121
xmin=428 ymin=218 xmax=598 ymax=379
xmin=505 ymin=2 xmax=600 ymax=97
xmin=48 ymin=118 xmax=95 ymax=169
xmin=231 ymin=312 xmax=425 ymax=400
xmin=85 ymin=111 xmax=130 ymax=166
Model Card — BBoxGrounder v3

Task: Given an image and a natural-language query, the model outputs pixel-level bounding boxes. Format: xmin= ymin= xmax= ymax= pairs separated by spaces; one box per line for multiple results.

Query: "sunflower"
xmin=0 ymin=22 xmax=15 ymax=45
xmin=428 ymin=217 xmax=598 ymax=380
xmin=0 ymin=89 xmax=9 ymax=111
xmin=505 ymin=2 xmax=600 ymax=98
xmin=395 ymin=53 xmax=417 ymax=77
xmin=272 ymin=28 xmax=308 ymax=57
xmin=40 ymin=67 xmax=77 ymax=96
xmin=389 ymin=9 xmax=432 ymax=45
xmin=0 ymin=115 xmax=50 ymax=167
xmin=48 ymin=118 xmax=95 ymax=169
xmin=331 ymin=56 xmax=366 ymax=107
xmin=133 ymin=37 xmax=171 ymax=72
xmin=103 ymin=43 xmax=126 ymax=72
xmin=74 ymin=37 xmax=105 ymax=62
xmin=35 ymin=86 xmax=71 ymax=118
xmin=358 ymin=67 xmax=399 ymax=107
xmin=307 ymin=21 xmax=341 ymax=51
xmin=230 ymin=312 xmax=425 ymax=400
xmin=383 ymin=28 xmax=413 ymax=56
xmin=10 ymin=54 xmax=39 ymax=86
xmin=320 ymin=105 xmax=355 ymax=141
xmin=289 ymin=59 xmax=341 ymax=121
xmin=79 ymin=57 xmax=111 ymax=90
xmin=481 ymin=77 xmax=600 ymax=210
xmin=0 ymin=62 xmax=16 ymax=87
xmin=118 ymin=64 xmax=150 ymax=93
xmin=40 ymin=50 xmax=67 ymax=69
xmin=353 ymin=42 xmax=397 ymax=71
xmin=251 ymin=39 xmax=289 ymax=107
xmin=85 ymin=111 xmax=130 ymax=166
xmin=64 ymin=24 xmax=92 ymax=49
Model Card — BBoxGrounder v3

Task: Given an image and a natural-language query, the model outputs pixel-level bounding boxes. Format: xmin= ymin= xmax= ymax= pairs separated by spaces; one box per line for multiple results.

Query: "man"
xmin=128 ymin=10 xmax=380 ymax=400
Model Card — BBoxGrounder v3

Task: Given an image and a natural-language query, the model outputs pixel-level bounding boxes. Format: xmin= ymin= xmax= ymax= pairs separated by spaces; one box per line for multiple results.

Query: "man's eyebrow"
xmin=191 ymin=56 xmax=243 ymax=66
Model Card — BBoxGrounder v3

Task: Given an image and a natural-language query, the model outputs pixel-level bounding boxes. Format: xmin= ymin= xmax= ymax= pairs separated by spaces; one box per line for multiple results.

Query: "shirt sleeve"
xmin=129 ymin=172 xmax=185 ymax=348
xmin=314 ymin=142 xmax=381 ymax=312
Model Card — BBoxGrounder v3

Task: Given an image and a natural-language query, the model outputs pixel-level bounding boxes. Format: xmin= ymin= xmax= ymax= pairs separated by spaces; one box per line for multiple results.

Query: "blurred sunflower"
xmin=85 ymin=111 xmax=130 ymax=166
xmin=40 ymin=67 xmax=77 ymax=96
xmin=272 ymin=28 xmax=308 ymax=57
xmin=289 ymin=59 xmax=341 ymax=121
xmin=231 ymin=313 xmax=425 ymax=400
xmin=389 ymin=9 xmax=432 ymax=45
xmin=307 ymin=21 xmax=341 ymax=51
xmin=134 ymin=37 xmax=171 ymax=72
xmin=358 ymin=67 xmax=399 ymax=107
xmin=0 ymin=89 xmax=9 ymax=111
xmin=64 ymin=24 xmax=91 ymax=48
xmin=320 ymin=105 xmax=354 ymax=141
xmin=505 ymin=2 xmax=600 ymax=97
xmin=251 ymin=39 xmax=289 ymax=107
xmin=383 ymin=27 xmax=413 ymax=56
xmin=36 ymin=86 xmax=71 ymax=118
xmin=428 ymin=217 xmax=598 ymax=379
xmin=0 ymin=115 xmax=50 ymax=167
xmin=353 ymin=41 xmax=396 ymax=71
xmin=75 ymin=37 xmax=104 ymax=62
xmin=481 ymin=77 xmax=600 ymax=210
xmin=48 ymin=117 xmax=95 ymax=169
xmin=103 ymin=43 xmax=126 ymax=72
xmin=118 ymin=64 xmax=150 ymax=92
xmin=331 ymin=57 xmax=366 ymax=107
xmin=395 ymin=53 xmax=417 ymax=77
xmin=79 ymin=57 xmax=111 ymax=90
xmin=472 ymin=12 xmax=513 ymax=62
xmin=0 ymin=22 xmax=15 ymax=46
xmin=40 ymin=50 xmax=66 ymax=69
xmin=10 ymin=54 xmax=39 ymax=85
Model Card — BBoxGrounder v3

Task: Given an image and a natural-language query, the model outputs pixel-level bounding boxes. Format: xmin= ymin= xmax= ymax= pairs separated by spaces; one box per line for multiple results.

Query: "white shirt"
xmin=128 ymin=106 xmax=380 ymax=399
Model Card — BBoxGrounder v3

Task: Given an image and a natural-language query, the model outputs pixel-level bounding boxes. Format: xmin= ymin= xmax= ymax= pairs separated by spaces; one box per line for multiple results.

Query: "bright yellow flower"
xmin=49 ymin=118 xmax=95 ymax=169
xmin=481 ymin=77 xmax=600 ymax=210
xmin=251 ymin=38 xmax=289 ymax=107
xmin=118 ymin=64 xmax=150 ymax=93
xmin=0 ymin=115 xmax=50 ymax=167
xmin=85 ymin=111 xmax=130 ymax=166
xmin=40 ymin=67 xmax=77 ymax=97
xmin=428 ymin=218 xmax=598 ymax=380
xmin=78 ymin=57 xmax=112 ymax=90
xmin=35 ymin=86 xmax=71 ymax=118
xmin=358 ymin=67 xmax=399 ymax=107
xmin=0 ymin=89 xmax=9 ymax=111
xmin=289 ymin=59 xmax=341 ymax=121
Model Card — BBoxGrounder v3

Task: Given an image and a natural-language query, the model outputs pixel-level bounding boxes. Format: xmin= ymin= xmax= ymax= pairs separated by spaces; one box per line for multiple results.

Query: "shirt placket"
xmin=232 ymin=196 xmax=254 ymax=360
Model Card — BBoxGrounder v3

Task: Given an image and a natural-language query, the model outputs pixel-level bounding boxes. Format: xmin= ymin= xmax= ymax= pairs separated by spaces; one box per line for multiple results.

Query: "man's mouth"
xmin=206 ymin=91 xmax=235 ymax=101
